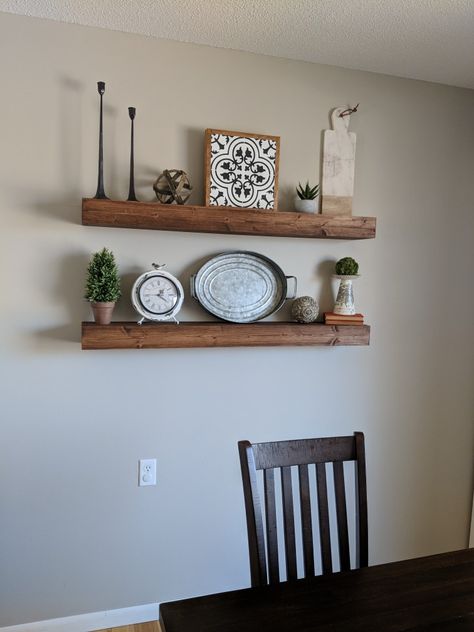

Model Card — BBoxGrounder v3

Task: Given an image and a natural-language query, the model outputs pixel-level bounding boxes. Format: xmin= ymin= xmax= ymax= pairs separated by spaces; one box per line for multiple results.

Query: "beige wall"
xmin=1 ymin=12 xmax=474 ymax=627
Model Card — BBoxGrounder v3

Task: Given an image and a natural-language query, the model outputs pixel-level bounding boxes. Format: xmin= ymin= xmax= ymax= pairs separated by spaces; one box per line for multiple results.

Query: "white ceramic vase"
xmin=294 ymin=197 xmax=318 ymax=213
xmin=333 ymin=275 xmax=359 ymax=315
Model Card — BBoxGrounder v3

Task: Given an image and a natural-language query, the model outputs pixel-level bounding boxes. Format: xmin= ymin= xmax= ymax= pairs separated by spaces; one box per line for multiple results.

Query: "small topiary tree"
xmin=335 ymin=256 xmax=359 ymax=276
xmin=85 ymin=247 xmax=121 ymax=303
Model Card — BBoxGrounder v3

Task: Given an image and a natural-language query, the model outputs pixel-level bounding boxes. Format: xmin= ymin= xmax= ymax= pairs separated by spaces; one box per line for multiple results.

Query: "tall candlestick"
xmin=127 ymin=106 xmax=137 ymax=201
xmin=94 ymin=81 xmax=108 ymax=199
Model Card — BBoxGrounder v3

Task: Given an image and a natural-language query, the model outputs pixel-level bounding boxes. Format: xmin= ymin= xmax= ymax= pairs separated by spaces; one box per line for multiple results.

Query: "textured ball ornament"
xmin=153 ymin=169 xmax=192 ymax=205
xmin=291 ymin=296 xmax=319 ymax=323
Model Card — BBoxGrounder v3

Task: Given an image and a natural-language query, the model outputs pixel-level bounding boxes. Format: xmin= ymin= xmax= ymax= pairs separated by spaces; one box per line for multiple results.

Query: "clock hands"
xmin=148 ymin=292 xmax=173 ymax=298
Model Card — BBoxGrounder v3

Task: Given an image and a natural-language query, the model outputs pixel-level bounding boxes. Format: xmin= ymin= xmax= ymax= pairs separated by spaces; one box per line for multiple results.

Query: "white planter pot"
xmin=333 ymin=275 xmax=359 ymax=315
xmin=294 ymin=197 xmax=318 ymax=213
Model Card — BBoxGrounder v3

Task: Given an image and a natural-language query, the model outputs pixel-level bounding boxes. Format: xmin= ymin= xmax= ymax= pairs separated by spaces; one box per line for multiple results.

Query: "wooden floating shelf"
xmin=82 ymin=199 xmax=376 ymax=240
xmin=81 ymin=321 xmax=370 ymax=350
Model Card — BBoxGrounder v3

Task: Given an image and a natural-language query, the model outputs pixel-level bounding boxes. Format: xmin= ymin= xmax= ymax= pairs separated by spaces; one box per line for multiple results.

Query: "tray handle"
xmin=285 ymin=276 xmax=297 ymax=300
xmin=190 ymin=275 xmax=197 ymax=299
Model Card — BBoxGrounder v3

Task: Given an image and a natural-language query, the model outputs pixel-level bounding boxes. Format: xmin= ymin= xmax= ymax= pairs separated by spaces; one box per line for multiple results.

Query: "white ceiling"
xmin=2 ymin=0 xmax=474 ymax=89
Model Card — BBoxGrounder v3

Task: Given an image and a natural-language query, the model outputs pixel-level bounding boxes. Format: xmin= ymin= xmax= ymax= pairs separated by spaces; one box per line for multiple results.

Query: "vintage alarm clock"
xmin=131 ymin=263 xmax=184 ymax=324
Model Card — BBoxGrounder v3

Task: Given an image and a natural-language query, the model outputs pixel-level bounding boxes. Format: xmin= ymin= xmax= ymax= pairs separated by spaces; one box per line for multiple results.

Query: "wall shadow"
xmin=184 ymin=127 xmax=204 ymax=206
xmin=32 ymin=251 xmax=91 ymax=347
xmin=278 ymin=184 xmax=295 ymax=213
xmin=316 ymin=258 xmax=337 ymax=315
xmin=115 ymin=267 xmax=144 ymax=321
xmin=134 ymin=164 xmax=160 ymax=202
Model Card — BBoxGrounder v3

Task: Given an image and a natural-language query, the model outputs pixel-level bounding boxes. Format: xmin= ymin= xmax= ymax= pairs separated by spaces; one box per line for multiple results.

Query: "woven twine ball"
xmin=291 ymin=296 xmax=319 ymax=323
xmin=153 ymin=169 xmax=192 ymax=205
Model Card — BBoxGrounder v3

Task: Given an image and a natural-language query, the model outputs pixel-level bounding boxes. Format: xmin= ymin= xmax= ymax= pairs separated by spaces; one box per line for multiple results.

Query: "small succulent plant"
xmin=296 ymin=181 xmax=320 ymax=200
xmin=335 ymin=257 xmax=359 ymax=276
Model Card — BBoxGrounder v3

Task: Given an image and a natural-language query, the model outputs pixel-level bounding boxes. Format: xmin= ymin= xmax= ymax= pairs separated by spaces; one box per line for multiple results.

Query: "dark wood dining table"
xmin=159 ymin=549 xmax=474 ymax=631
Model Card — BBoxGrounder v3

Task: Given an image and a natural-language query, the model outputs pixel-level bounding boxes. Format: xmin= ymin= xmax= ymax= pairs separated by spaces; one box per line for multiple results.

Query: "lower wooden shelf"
xmin=81 ymin=321 xmax=370 ymax=349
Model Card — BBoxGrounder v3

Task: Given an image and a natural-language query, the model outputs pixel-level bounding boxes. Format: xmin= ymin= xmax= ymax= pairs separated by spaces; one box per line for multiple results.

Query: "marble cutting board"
xmin=322 ymin=106 xmax=356 ymax=216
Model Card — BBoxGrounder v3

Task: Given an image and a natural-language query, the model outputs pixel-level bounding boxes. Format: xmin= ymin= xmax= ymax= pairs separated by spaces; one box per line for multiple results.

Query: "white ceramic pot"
xmin=294 ymin=197 xmax=318 ymax=213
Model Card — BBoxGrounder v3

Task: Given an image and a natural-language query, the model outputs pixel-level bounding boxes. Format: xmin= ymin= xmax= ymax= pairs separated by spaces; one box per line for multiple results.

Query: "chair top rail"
xmin=244 ymin=436 xmax=358 ymax=470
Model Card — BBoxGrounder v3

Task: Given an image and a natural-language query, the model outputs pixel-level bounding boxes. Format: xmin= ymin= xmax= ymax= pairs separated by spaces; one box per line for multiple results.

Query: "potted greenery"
xmin=85 ymin=247 xmax=121 ymax=324
xmin=334 ymin=257 xmax=359 ymax=315
xmin=335 ymin=257 xmax=359 ymax=276
xmin=295 ymin=181 xmax=320 ymax=213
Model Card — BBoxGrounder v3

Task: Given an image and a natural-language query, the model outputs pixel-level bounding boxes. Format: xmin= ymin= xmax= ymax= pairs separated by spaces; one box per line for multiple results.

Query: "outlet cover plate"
xmin=139 ymin=459 xmax=157 ymax=486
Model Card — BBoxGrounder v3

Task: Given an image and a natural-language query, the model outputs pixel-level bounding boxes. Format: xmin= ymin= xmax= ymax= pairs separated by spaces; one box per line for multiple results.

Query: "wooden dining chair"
xmin=238 ymin=432 xmax=368 ymax=587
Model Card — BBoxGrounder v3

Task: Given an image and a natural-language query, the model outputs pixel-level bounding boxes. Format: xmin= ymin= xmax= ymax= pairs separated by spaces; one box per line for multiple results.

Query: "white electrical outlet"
xmin=139 ymin=459 xmax=157 ymax=486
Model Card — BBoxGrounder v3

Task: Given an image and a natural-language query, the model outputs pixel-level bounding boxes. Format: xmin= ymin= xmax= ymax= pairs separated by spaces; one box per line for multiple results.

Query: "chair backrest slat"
xmin=333 ymin=461 xmax=350 ymax=571
xmin=238 ymin=441 xmax=268 ymax=586
xmin=239 ymin=433 xmax=368 ymax=587
xmin=263 ymin=468 xmax=279 ymax=584
xmin=281 ymin=466 xmax=297 ymax=581
xmin=355 ymin=432 xmax=369 ymax=568
xmin=298 ymin=464 xmax=315 ymax=578
xmin=316 ymin=462 xmax=332 ymax=575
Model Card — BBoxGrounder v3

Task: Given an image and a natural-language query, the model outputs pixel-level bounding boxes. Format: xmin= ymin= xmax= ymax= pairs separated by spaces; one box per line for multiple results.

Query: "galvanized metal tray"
xmin=191 ymin=251 xmax=297 ymax=323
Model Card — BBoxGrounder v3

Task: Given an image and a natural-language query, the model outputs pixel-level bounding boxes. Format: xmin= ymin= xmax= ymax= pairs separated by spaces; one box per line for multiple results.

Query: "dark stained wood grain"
xmin=252 ymin=436 xmax=358 ymax=469
xmin=263 ymin=468 xmax=279 ymax=584
xmin=355 ymin=431 xmax=369 ymax=568
xmin=316 ymin=462 xmax=332 ymax=575
xmin=298 ymin=463 xmax=315 ymax=578
xmin=160 ymin=549 xmax=474 ymax=632
xmin=281 ymin=466 xmax=297 ymax=581
xmin=238 ymin=434 xmax=368 ymax=586
xmin=81 ymin=322 xmax=371 ymax=350
xmin=82 ymin=198 xmax=376 ymax=240
xmin=333 ymin=461 xmax=350 ymax=571
xmin=238 ymin=441 xmax=268 ymax=588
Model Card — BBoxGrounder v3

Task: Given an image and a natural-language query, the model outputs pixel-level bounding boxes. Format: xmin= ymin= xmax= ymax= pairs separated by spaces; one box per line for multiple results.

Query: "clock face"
xmin=131 ymin=268 xmax=184 ymax=322
xmin=138 ymin=276 xmax=178 ymax=315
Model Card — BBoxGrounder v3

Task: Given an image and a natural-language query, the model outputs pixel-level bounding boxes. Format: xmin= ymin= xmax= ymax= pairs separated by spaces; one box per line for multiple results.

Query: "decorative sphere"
xmin=153 ymin=169 xmax=192 ymax=205
xmin=291 ymin=296 xmax=319 ymax=323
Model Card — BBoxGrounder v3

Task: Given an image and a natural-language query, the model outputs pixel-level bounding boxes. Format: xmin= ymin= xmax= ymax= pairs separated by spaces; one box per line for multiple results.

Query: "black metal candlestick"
xmin=94 ymin=81 xmax=108 ymax=199
xmin=127 ymin=106 xmax=137 ymax=201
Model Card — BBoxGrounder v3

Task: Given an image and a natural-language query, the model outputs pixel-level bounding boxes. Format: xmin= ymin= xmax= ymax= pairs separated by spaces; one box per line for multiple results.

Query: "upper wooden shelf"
xmin=82 ymin=199 xmax=376 ymax=240
xmin=82 ymin=321 xmax=370 ymax=350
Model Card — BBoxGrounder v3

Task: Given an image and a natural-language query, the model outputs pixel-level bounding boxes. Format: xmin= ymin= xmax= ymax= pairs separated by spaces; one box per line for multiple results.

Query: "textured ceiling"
xmin=1 ymin=0 xmax=474 ymax=88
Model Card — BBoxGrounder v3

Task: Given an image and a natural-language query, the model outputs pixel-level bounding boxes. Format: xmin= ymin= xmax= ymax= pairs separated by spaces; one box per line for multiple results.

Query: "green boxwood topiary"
xmin=85 ymin=247 xmax=121 ymax=302
xmin=335 ymin=257 xmax=359 ymax=276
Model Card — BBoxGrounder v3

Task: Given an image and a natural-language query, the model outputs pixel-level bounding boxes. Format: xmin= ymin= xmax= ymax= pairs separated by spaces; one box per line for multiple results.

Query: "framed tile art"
xmin=204 ymin=129 xmax=280 ymax=210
